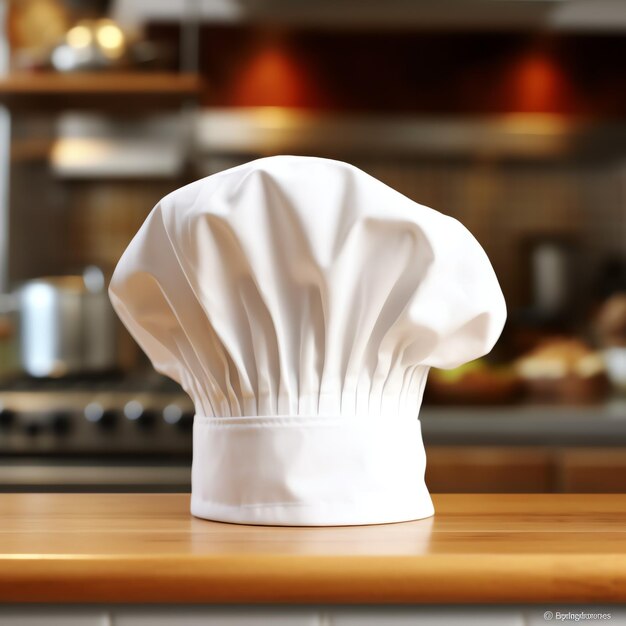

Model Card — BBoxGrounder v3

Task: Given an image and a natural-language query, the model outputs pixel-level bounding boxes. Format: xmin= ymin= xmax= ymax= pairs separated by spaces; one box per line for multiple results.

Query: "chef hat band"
xmin=110 ymin=156 xmax=506 ymax=526
xmin=191 ymin=411 xmax=431 ymax=526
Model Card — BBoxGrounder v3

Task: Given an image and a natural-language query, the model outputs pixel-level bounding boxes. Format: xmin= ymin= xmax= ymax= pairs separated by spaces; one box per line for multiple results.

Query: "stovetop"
xmin=0 ymin=370 xmax=183 ymax=393
xmin=0 ymin=372 xmax=193 ymax=456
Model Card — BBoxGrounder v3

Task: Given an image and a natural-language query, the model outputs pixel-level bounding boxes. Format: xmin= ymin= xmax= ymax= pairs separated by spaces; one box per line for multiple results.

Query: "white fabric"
xmin=109 ymin=155 xmax=506 ymax=526
xmin=191 ymin=411 xmax=433 ymax=526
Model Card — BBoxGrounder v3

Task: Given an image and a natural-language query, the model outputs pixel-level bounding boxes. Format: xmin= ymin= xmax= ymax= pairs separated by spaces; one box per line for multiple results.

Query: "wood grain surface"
xmin=0 ymin=72 xmax=202 ymax=111
xmin=0 ymin=493 xmax=625 ymax=604
xmin=0 ymin=72 xmax=201 ymax=95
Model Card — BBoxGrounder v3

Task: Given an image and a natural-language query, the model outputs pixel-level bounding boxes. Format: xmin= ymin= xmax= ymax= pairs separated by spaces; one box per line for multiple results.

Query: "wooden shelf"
xmin=0 ymin=72 xmax=202 ymax=111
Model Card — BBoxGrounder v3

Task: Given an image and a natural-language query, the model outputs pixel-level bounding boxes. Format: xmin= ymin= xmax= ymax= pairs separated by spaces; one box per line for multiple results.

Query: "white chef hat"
xmin=110 ymin=156 xmax=506 ymax=526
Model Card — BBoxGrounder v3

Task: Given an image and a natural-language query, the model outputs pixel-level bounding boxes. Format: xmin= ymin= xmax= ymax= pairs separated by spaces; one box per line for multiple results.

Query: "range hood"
xmin=113 ymin=0 xmax=626 ymax=32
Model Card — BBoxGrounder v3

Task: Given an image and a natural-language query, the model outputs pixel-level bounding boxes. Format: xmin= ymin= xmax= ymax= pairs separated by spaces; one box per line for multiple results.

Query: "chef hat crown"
xmin=110 ymin=156 xmax=506 ymax=526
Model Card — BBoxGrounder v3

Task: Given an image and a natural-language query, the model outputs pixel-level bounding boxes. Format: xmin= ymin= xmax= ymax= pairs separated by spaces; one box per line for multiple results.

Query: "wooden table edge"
xmin=1 ymin=554 xmax=625 ymax=604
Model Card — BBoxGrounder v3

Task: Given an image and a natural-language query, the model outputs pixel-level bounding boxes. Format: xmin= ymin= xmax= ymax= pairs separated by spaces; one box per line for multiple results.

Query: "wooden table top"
xmin=1 ymin=493 xmax=625 ymax=604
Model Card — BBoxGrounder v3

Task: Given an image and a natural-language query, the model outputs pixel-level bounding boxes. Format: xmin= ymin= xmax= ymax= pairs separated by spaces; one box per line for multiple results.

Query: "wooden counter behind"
xmin=0 ymin=493 xmax=625 ymax=604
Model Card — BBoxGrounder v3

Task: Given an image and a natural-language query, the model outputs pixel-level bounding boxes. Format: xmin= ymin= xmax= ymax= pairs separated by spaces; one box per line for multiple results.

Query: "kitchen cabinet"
xmin=0 ymin=611 xmax=109 ymax=625
xmin=425 ymin=446 xmax=626 ymax=493
xmin=3 ymin=607 xmax=625 ymax=625
xmin=425 ymin=446 xmax=554 ymax=493
xmin=420 ymin=404 xmax=626 ymax=492
xmin=560 ymin=449 xmax=626 ymax=493
xmin=112 ymin=610 xmax=319 ymax=626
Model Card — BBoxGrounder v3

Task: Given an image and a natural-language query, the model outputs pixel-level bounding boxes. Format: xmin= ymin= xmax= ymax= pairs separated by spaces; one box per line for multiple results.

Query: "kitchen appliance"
xmin=1 ymin=266 xmax=120 ymax=378
xmin=0 ymin=374 xmax=193 ymax=454
xmin=0 ymin=373 xmax=193 ymax=491
xmin=527 ymin=236 xmax=576 ymax=319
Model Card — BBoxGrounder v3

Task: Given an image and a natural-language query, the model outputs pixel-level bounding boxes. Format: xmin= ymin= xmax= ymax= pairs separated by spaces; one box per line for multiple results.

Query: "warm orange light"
xmin=509 ymin=51 xmax=568 ymax=113
xmin=230 ymin=40 xmax=317 ymax=108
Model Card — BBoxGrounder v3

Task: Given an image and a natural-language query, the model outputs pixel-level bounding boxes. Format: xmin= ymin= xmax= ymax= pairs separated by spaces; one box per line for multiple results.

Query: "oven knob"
xmin=163 ymin=404 xmax=194 ymax=430
xmin=51 ymin=411 xmax=72 ymax=436
xmin=124 ymin=401 xmax=156 ymax=429
xmin=84 ymin=403 xmax=117 ymax=429
xmin=0 ymin=405 xmax=15 ymax=430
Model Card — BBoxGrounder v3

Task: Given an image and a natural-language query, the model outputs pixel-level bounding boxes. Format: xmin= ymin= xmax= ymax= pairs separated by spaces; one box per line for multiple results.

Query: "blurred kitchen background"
xmin=0 ymin=0 xmax=625 ymax=494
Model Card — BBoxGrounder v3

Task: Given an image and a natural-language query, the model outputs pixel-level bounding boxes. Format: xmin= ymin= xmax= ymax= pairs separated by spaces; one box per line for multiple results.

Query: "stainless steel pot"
xmin=1 ymin=267 xmax=119 ymax=377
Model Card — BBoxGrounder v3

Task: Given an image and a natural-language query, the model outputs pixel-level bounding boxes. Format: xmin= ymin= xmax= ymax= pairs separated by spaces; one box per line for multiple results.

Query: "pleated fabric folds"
xmin=110 ymin=155 xmax=506 ymax=525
